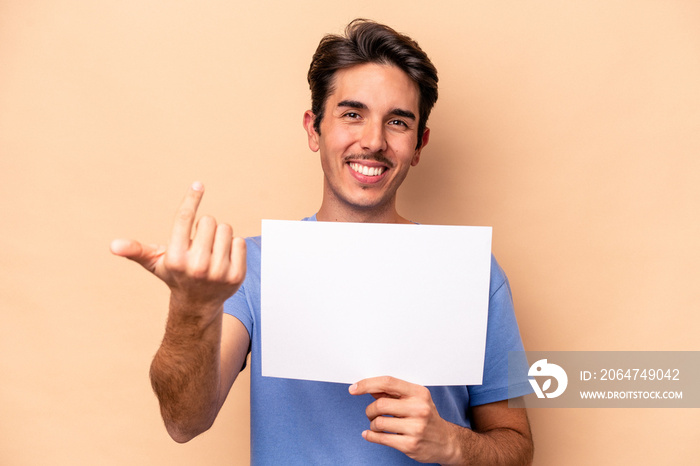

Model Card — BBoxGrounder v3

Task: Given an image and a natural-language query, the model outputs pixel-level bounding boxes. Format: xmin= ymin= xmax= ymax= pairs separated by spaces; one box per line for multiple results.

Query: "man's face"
xmin=303 ymin=63 xmax=429 ymax=217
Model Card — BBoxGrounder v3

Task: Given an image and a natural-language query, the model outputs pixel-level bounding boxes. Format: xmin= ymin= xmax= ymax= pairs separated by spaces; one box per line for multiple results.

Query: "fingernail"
xmin=349 ymin=383 xmax=357 ymax=394
xmin=192 ymin=181 xmax=203 ymax=191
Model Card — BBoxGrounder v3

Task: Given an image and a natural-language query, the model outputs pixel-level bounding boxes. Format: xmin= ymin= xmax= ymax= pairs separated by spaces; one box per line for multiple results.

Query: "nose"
xmin=360 ymin=120 xmax=387 ymax=153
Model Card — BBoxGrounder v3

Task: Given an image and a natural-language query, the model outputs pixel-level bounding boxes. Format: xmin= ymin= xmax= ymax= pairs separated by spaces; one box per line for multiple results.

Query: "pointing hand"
xmin=111 ymin=182 xmax=246 ymax=308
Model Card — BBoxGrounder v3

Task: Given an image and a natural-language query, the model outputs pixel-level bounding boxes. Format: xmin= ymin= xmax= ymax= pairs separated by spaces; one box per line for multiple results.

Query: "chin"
xmin=346 ymin=195 xmax=393 ymax=212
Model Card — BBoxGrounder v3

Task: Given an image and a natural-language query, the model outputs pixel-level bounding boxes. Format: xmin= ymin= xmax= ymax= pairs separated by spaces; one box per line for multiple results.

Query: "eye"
xmin=389 ymin=119 xmax=408 ymax=127
xmin=343 ymin=112 xmax=361 ymax=119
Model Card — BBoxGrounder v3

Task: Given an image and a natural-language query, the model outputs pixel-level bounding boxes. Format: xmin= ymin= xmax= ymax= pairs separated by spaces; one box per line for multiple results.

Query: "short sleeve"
xmin=468 ymin=256 xmax=532 ymax=406
xmin=223 ymin=236 xmax=262 ymax=340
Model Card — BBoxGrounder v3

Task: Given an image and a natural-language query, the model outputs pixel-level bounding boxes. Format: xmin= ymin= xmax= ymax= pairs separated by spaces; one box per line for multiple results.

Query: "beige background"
xmin=2 ymin=1 xmax=699 ymax=464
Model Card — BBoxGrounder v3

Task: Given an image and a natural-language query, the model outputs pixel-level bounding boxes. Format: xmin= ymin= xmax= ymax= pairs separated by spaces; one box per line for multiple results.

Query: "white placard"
xmin=261 ymin=219 xmax=492 ymax=386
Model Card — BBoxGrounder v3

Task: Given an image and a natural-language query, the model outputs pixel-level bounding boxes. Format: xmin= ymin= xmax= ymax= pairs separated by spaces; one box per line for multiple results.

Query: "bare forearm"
xmin=112 ymin=183 xmax=247 ymax=442
xmin=149 ymin=297 xmax=224 ymax=443
xmin=444 ymin=422 xmax=534 ymax=466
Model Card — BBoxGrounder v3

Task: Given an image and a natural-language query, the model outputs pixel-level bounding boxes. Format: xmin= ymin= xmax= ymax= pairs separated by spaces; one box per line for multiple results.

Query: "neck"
xmin=316 ymin=199 xmax=411 ymax=224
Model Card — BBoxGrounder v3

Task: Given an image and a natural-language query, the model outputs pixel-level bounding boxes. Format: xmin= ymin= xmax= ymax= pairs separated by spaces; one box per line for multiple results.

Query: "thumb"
xmin=110 ymin=238 xmax=166 ymax=272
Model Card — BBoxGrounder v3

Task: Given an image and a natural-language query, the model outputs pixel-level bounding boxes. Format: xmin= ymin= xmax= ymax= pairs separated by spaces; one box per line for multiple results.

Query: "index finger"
xmin=349 ymin=376 xmax=417 ymax=398
xmin=169 ymin=181 xmax=205 ymax=252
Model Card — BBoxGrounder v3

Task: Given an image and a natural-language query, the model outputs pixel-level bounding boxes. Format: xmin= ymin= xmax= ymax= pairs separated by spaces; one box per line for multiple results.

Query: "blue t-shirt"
xmin=224 ymin=215 xmax=531 ymax=465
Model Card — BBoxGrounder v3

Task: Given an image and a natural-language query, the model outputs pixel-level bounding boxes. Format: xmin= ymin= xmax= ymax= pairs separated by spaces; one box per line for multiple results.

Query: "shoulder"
xmin=241 ymin=236 xmax=262 ymax=283
xmin=245 ymin=235 xmax=262 ymax=251
xmin=489 ymin=254 xmax=511 ymax=299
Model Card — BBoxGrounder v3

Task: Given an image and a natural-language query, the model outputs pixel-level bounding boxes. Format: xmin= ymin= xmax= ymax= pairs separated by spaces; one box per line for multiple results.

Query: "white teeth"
xmin=350 ymin=162 xmax=384 ymax=177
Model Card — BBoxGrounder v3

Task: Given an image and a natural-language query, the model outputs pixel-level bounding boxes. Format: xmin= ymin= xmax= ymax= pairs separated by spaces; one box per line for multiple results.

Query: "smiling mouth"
xmin=349 ymin=162 xmax=387 ymax=177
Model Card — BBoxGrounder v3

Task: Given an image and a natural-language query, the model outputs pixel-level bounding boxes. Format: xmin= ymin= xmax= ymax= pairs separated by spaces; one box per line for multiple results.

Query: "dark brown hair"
xmin=308 ymin=19 xmax=438 ymax=149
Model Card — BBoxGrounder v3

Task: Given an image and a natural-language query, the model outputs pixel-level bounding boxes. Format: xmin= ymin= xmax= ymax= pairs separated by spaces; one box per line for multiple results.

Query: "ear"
xmin=411 ymin=127 xmax=430 ymax=166
xmin=303 ymin=110 xmax=320 ymax=152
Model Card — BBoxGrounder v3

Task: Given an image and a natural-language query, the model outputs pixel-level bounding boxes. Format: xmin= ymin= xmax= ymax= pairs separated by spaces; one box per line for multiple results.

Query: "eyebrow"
xmin=390 ymin=108 xmax=416 ymax=121
xmin=337 ymin=100 xmax=368 ymax=110
xmin=337 ymin=100 xmax=416 ymax=121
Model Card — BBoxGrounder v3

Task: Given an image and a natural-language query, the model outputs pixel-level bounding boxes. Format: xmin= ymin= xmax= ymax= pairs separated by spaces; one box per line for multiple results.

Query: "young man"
xmin=112 ymin=19 xmax=534 ymax=465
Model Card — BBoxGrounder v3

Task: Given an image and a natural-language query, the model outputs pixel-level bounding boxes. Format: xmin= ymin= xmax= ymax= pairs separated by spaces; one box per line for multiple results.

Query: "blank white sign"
xmin=261 ymin=219 xmax=492 ymax=386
